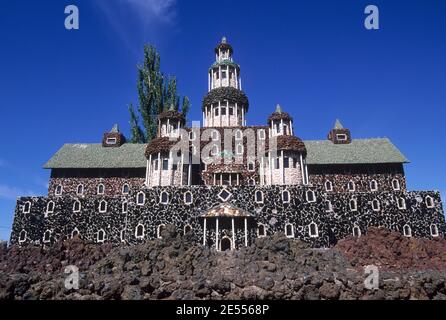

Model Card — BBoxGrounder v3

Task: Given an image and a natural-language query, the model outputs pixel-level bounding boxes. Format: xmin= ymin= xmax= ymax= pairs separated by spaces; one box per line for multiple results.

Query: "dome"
xmin=145 ymin=137 xmax=180 ymax=157
xmin=267 ymin=104 xmax=293 ymax=124
xmin=268 ymin=135 xmax=307 ymax=155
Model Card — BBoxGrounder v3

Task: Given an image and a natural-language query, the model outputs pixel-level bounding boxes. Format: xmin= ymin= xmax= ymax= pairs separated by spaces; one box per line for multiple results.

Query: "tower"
xmin=328 ymin=119 xmax=351 ymax=144
xmin=157 ymin=105 xmax=185 ymax=138
xmin=268 ymin=104 xmax=294 ymax=137
xmin=203 ymin=37 xmax=249 ymax=127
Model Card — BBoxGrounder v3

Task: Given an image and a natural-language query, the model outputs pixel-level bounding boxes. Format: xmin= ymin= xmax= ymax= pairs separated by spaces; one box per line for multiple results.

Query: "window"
xmin=135 ymin=224 xmax=145 ymax=239
xmin=71 ymin=228 xmax=79 ymax=238
xmin=248 ymin=178 xmax=255 ymax=186
xmin=392 ymin=179 xmax=400 ymax=191
xmin=403 ymin=224 xmax=412 ymax=237
xmin=73 ymin=200 xmax=81 ymax=213
xmin=347 ymin=181 xmax=355 ymax=192
xmin=275 ymin=123 xmax=280 ymax=133
xmin=99 ymin=200 xmax=107 ymax=213
xmin=221 ymin=107 xmax=226 ymax=115
xmin=255 ymin=190 xmax=264 ymax=203
xmin=430 ymin=224 xmax=439 ymax=237
xmin=120 ymin=230 xmax=126 ymax=243
xmin=283 ymin=157 xmax=290 ymax=169
xmin=77 ymin=184 xmax=84 ymax=195
xmin=136 ymin=192 xmax=145 ymax=206
xmin=325 ymin=180 xmax=333 ymax=192
xmin=97 ymin=184 xmax=105 ymax=195
xmin=97 ymin=229 xmax=106 ymax=243
xmin=46 ymin=201 xmax=55 ymax=214
xmin=122 ymin=201 xmax=128 ymax=213
xmin=353 ymin=225 xmax=361 ymax=237
xmin=162 ymin=159 xmax=169 ymax=171
xmin=425 ymin=196 xmax=435 ymax=208
xmin=372 ymin=199 xmax=380 ymax=212
xmin=258 ymin=129 xmax=266 ymax=140
xmin=160 ymin=191 xmax=169 ymax=204
xmin=184 ymin=225 xmax=192 ymax=234
xmin=397 ymin=197 xmax=406 ymax=210
xmin=43 ymin=230 xmax=51 ymax=243
xmin=122 ymin=184 xmax=130 ymax=195
xmin=236 ymin=144 xmax=244 ymax=155
xmin=247 ymin=161 xmax=255 ymax=172
xmin=215 ymin=108 xmax=219 ymax=116
xmin=154 ymin=159 xmax=159 ymax=171
xmin=306 ymin=190 xmax=316 ymax=203
xmin=370 ymin=180 xmax=378 ymax=192
xmin=189 ymin=131 xmax=196 ymax=141
xmin=257 ymin=224 xmax=266 ymax=238
xmin=309 ymin=222 xmax=319 ymax=238
xmin=19 ymin=230 xmax=27 ymax=243
xmin=274 ymin=158 xmax=280 ymax=169
xmin=106 ymin=137 xmax=117 ymax=145
xmin=282 ymin=190 xmax=290 ymax=203
xmin=157 ymin=224 xmax=166 ymax=239
xmin=23 ymin=201 xmax=31 ymax=213
xmin=349 ymin=198 xmax=358 ymax=211
xmin=55 ymin=185 xmax=63 ymax=196
xmin=229 ymin=107 xmax=234 ymax=115
xmin=325 ymin=200 xmax=333 ymax=212
xmin=285 ymin=223 xmax=294 ymax=238
xmin=184 ymin=191 xmax=193 ymax=205
xmin=336 ymin=134 xmax=347 ymax=141
xmin=235 ymin=130 xmax=242 ymax=141
xmin=292 ymin=158 xmax=298 ymax=169
xmin=222 ymin=71 xmax=227 ymax=79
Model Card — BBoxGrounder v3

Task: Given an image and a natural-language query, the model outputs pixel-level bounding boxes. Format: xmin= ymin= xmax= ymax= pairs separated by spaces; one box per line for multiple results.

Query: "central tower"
xmin=203 ymin=37 xmax=249 ymax=127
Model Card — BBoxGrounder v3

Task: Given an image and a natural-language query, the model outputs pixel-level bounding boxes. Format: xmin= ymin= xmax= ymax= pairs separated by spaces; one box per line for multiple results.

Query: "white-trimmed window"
xmin=285 ymin=223 xmax=294 ymax=238
xmin=160 ymin=191 xmax=169 ymax=204
xmin=97 ymin=184 xmax=105 ymax=195
xmin=353 ymin=225 xmax=361 ymax=237
xmin=71 ymin=228 xmax=80 ymax=238
xmin=282 ymin=190 xmax=290 ymax=203
xmin=23 ymin=201 xmax=31 ymax=214
xmin=336 ymin=134 xmax=347 ymax=141
xmin=236 ymin=144 xmax=244 ymax=155
xmin=19 ymin=230 xmax=27 ymax=243
xmin=247 ymin=161 xmax=255 ymax=172
xmin=135 ymin=224 xmax=145 ymax=239
xmin=46 ymin=201 xmax=55 ymax=214
xmin=255 ymin=190 xmax=264 ymax=204
xmin=189 ymin=131 xmax=196 ymax=141
xmin=106 ymin=137 xmax=117 ymax=145
xmin=308 ymin=222 xmax=319 ymax=238
xmin=211 ymin=130 xmax=219 ymax=141
xmin=306 ymin=190 xmax=316 ymax=203
xmin=349 ymin=198 xmax=358 ymax=211
xmin=347 ymin=181 xmax=355 ymax=192
xmin=325 ymin=200 xmax=333 ymax=212
xmin=235 ymin=129 xmax=243 ymax=141
xmin=76 ymin=184 xmax=84 ymax=195
xmin=55 ymin=185 xmax=63 ymax=196
xmin=153 ymin=159 xmax=159 ymax=171
xmin=184 ymin=191 xmax=193 ymax=205
xmin=372 ymin=199 xmax=380 ymax=212
xmin=248 ymin=178 xmax=255 ymax=186
xmin=157 ymin=224 xmax=166 ymax=239
xmin=122 ymin=201 xmax=128 ymax=213
xmin=397 ymin=197 xmax=406 ymax=210
xmin=136 ymin=192 xmax=145 ymax=206
xmin=392 ymin=179 xmax=401 ymax=191
xmin=97 ymin=229 xmax=106 ymax=243
xmin=257 ymin=224 xmax=267 ymax=238
xmin=325 ymin=180 xmax=333 ymax=192
xmin=425 ymin=196 xmax=435 ymax=208
xmin=430 ymin=224 xmax=439 ymax=237
xmin=122 ymin=184 xmax=130 ymax=195
xmin=403 ymin=224 xmax=412 ymax=237
xmin=370 ymin=180 xmax=378 ymax=192
xmin=99 ymin=200 xmax=107 ymax=213
xmin=120 ymin=230 xmax=126 ymax=243
xmin=184 ymin=224 xmax=192 ymax=234
xmin=258 ymin=129 xmax=266 ymax=140
xmin=43 ymin=230 xmax=51 ymax=243
xmin=73 ymin=200 xmax=81 ymax=213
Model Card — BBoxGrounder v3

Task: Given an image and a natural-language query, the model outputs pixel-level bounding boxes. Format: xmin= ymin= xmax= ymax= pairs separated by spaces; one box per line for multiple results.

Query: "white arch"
xmin=135 ymin=223 xmax=145 ymax=239
xmin=255 ymin=190 xmax=264 ymax=204
xmin=325 ymin=180 xmax=333 ymax=192
xmin=306 ymin=190 xmax=316 ymax=203
xmin=73 ymin=200 xmax=81 ymax=213
xmin=430 ymin=224 xmax=439 ymax=237
xmin=76 ymin=184 xmax=84 ymax=195
xmin=392 ymin=179 xmax=400 ymax=191
xmin=425 ymin=196 xmax=435 ymax=208
xmin=397 ymin=197 xmax=406 ymax=210
xmin=160 ymin=191 xmax=169 ymax=204
xmin=347 ymin=180 xmax=355 ymax=192
xmin=257 ymin=224 xmax=267 ymax=238
xmin=372 ymin=199 xmax=380 ymax=212
xmin=55 ymin=185 xmax=63 ymax=196
xmin=122 ymin=184 xmax=130 ymax=195
xmin=99 ymin=200 xmax=107 ymax=213
xmin=97 ymin=229 xmax=106 ymax=243
xmin=136 ymin=192 xmax=145 ymax=206
xmin=23 ymin=201 xmax=31 ymax=214
xmin=352 ymin=225 xmax=361 ymax=237
xmin=285 ymin=223 xmax=294 ymax=238
xmin=219 ymin=236 xmax=233 ymax=251
xmin=282 ymin=190 xmax=290 ymax=203
xmin=184 ymin=191 xmax=193 ymax=205
xmin=43 ymin=230 xmax=51 ymax=243
xmin=325 ymin=200 xmax=333 ymax=212
xmin=184 ymin=224 xmax=192 ymax=234
xmin=46 ymin=201 xmax=55 ymax=214
xmin=157 ymin=224 xmax=166 ymax=239
xmin=122 ymin=201 xmax=128 ymax=213
xmin=71 ymin=228 xmax=80 ymax=238
xmin=349 ymin=198 xmax=358 ymax=211
xmin=19 ymin=230 xmax=27 ymax=243
xmin=308 ymin=222 xmax=319 ymax=238
xmin=97 ymin=184 xmax=105 ymax=195
xmin=370 ymin=180 xmax=378 ymax=191
xmin=403 ymin=224 xmax=412 ymax=237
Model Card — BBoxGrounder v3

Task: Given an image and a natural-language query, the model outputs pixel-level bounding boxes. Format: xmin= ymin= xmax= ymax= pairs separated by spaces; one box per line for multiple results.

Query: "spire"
xmin=110 ymin=124 xmax=120 ymax=133
xmin=221 ymin=36 xmax=227 ymax=44
xmin=334 ymin=119 xmax=344 ymax=129
xmin=168 ymin=104 xmax=175 ymax=111
xmin=275 ymin=104 xmax=283 ymax=113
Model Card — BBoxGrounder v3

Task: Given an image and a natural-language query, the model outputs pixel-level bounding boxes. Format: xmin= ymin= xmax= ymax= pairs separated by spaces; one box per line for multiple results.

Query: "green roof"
xmin=209 ymin=59 xmax=239 ymax=71
xmin=43 ymin=143 xmax=147 ymax=169
xmin=304 ymin=138 xmax=409 ymax=165
xmin=44 ymin=138 xmax=409 ymax=169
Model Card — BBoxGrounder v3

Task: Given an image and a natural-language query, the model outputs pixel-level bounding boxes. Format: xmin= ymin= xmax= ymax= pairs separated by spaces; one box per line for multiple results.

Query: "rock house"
xmin=10 ymin=37 xmax=445 ymax=250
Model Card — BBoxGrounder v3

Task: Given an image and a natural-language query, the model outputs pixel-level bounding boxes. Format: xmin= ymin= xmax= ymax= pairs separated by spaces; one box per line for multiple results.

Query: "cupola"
xmin=102 ymin=124 xmax=126 ymax=147
xmin=327 ymin=119 xmax=351 ymax=144
xmin=268 ymin=104 xmax=293 ymax=137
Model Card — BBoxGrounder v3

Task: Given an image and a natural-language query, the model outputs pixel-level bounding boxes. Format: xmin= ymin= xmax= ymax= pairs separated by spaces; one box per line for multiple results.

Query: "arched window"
xmin=248 ymin=178 xmax=255 ymax=186
xmin=71 ymin=228 xmax=80 ymax=238
xmin=76 ymin=184 xmax=84 ymax=195
xmin=184 ymin=191 xmax=193 ymax=205
xmin=157 ymin=224 xmax=166 ymax=239
xmin=23 ymin=201 xmax=31 ymax=214
xmin=236 ymin=144 xmax=244 ymax=155
xmin=97 ymin=184 xmax=105 ymax=195
xmin=46 ymin=201 xmax=55 ymax=214
xmin=120 ymin=230 xmax=126 ymax=243
xmin=211 ymin=130 xmax=219 ymax=141
xmin=255 ymin=190 xmax=264 ymax=204
xmin=353 ymin=225 xmax=361 ymax=237
xmin=347 ymin=181 xmax=355 ymax=192
xmin=349 ymin=198 xmax=358 ymax=211
xmin=425 ymin=196 xmax=435 ymax=208
xmin=285 ymin=223 xmax=294 ymax=238
xmin=99 ymin=200 xmax=107 ymax=213
xmin=160 ymin=191 xmax=169 ymax=204
xmin=122 ymin=184 xmax=130 ymax=195
xmin=97 ymin=229 xmax=106 ymax=243
xmin=257 ymin=224 xmax=266 ymax=238
xmin=136 ymin=192 xmax=145 ymax=206
xmin=325 ymin=200 xmax=333 ymax=212
xmin=306 ymin=190 xmax=316 ymax=203
xmin=135 ymin=224 xmax=145 ymax=239
xmin=55 ymin=185 xmax=63 ymax=196
xmin=235 ymin=129 xmax=242 ymax=141
xmin=392 ymin=179 xmax=400 ymax=191
xmin=122 ymin=201 xmax=128 ymax=213
xmin=397 ymin=197 xmax=406 ymax=210
xmin=73 ymin=200 xmax=81 ymax=213
xmin=43 ymin=230 xmax=51 ymax=243
xmin=372 ymin=199 xmax=380 ymax=212
xmin=184 ymin=224 xmax=192 ymax=234
xmin=258 ymin=129 xmax=266 ymax=140
xmin=370 ymin=180 xmax=378 ymax=192
xmin=19 ymin=230 xmax=27 ymax=243
xmin=430 ymin=224 xmax=439 ymax=237
xmin=309 ymin=222 xmax=319 ymax=238
xmin=282 ymin=190 xmax=290 ymax=203
xmin=403 ymin=224 xmax=412 ymax=237
xmin=247 ymin=161 xmax=255 ymax=172
xmin=325 ymin=180 xmax=333 ymax=192
xmin=189 ymin=131 xmax=196 ymax=141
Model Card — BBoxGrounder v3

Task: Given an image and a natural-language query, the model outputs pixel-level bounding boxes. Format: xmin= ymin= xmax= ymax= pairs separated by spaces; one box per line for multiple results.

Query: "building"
xmin=10 ymin=37 xmax=445 ymax=250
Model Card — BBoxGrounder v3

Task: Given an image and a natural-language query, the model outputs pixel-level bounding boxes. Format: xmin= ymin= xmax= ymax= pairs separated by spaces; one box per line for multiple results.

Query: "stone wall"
xmin=10 ymin=186 xmax=445 ymax=249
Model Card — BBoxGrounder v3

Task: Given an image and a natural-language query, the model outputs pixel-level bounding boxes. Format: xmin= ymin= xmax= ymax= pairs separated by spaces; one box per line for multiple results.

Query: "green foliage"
xmin=128 ymin=103 xmax=145 ymax=143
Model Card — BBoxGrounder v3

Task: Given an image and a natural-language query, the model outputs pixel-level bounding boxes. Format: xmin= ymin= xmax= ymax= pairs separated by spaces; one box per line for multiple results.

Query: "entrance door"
xmin=220 ymin=237 xmax=232 ymax=251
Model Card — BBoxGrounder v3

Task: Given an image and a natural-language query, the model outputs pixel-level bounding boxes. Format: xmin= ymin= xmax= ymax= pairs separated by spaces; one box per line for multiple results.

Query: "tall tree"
xmin=128 ymin=103 xmax=145 ymax=143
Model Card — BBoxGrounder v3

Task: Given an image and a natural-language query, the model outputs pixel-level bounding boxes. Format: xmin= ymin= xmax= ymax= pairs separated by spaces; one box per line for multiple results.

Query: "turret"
xmin=268 ymin=104 xmax=293 ymax=137
xmin=102 ymin=124 xmax=126 ymax=147
xmin=328 ymin=119 xmax=351 ymax=144
xmin=157 ymin=105 xmax=185 ymax=138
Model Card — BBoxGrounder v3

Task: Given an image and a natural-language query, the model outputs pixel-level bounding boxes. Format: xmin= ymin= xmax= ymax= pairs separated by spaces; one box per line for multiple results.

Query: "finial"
xmin=111 ymin=124 xmax=120 ymax=133
xmin=334 ymin=119 xmax=344 ymax=129
xmin=168 ymin=104 xmax=175 ymax=111
xmin=221 ymin=36 xmax=227 ymax=44
xmin=275 ymin=104 xmax=282 ymax=113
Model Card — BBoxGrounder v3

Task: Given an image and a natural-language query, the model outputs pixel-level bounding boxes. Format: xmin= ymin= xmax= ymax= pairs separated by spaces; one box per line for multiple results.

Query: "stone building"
xmin=10 ymin=38 xmax=445 ymax=250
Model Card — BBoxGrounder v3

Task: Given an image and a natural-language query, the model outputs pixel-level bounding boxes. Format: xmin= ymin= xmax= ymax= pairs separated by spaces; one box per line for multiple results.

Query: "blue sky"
xmin=0 ymin=0 xmax=445 ymax=241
